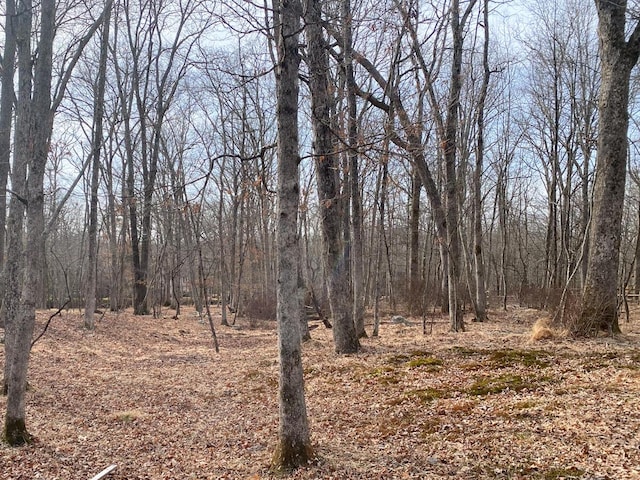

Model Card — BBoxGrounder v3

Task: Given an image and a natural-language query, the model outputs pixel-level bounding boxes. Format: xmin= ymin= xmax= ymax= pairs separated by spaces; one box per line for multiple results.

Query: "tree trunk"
xmin=342 ymin=0 xmax=366 ymax=338
xmin=409 ymin=169 xmax=422 ymax=314
xmin=305 ymin=0 xmax=359 ymax=354
xmin=3 ymin=0 xmax=32 ymax=404
xmin=472 ymin=0 xmax=490 ymax=323
xmin=84 ymin=2 xmax=111 ymax=330
xmin=0 ymin=0 xmax=17 ymax=319
xmin=443 ymin=0 xmax=475 ymax=332
xmin=372 ymin=148 xmax=389 ymax=338
xmin=4 ymin=0 xmax=54 ymax=446
xmin=579 ymin=1 xmax=640 ymax=335
xmin=270 ymin=0 xmax=313 ymax=469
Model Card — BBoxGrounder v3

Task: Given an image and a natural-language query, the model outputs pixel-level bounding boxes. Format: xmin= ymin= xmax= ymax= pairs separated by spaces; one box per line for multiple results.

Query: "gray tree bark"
xmin=409 ymin=170 xmax=422 ymax=314
xmin=305 ymin=0 xmax=359 ymax=354
xmin=2 ymin=0 xmax=32 ymax=403
xmin=342 ymin=0 xmax=366 ymax=338
xmin=4 ymin=0 xmax=54 ymax=446
xmin=270 ymin=0 xmax=313 ymax=470
xmin=84 ymin=1 xmax=112 ymax=330
xmin=579 ymin=0 xmax=640 ymax=335
xmin=0 ymin=0 xmax=17 ymax=317
xmin=472 ymin=0 xmax=489 ymax=323
xmin=3 ymin=0 xmax=107 ymax=445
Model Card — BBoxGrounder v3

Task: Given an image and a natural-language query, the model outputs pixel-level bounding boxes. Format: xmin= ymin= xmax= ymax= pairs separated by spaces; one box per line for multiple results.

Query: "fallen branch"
xmin=89 ymin=464 xmax=117 ymax=480
xmin=31 ymin=299 xmax=71 ymax=349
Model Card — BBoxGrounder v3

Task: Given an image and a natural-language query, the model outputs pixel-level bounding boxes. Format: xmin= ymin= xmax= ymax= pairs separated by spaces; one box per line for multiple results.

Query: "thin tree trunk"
xmin=84 ymin=2 xmax=111 ymax=330
xmin=342 ymin=0 xmax=366 ymax=338
xmin=409 ymin=169 xmax=422 ymax=314
xmin=472 ymin=0 xmax=490 ymax=323
xmin=3 ymin=0 xmax=32 ymax=403
xmin=372 ymin=149 xmax=389 ymax=337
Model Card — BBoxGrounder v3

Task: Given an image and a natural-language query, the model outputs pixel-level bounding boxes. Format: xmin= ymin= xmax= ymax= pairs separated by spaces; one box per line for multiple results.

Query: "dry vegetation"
xmin=2 ymin=305 xmax=640 ymax=479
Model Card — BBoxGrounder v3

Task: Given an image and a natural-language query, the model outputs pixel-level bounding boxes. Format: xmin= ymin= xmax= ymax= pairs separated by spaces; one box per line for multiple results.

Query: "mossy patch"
xmin=112 ymin=410 xmax=144 ymax=423
xmin=406 ymin=356 xmax=443 ymax=369
xmin=513 ymin=400 xmax=537 ymax=409
xmin=543 ymin=466 xmax=585 ymax=479
xmin=471 ymin=465 xmax=585 ymax=479
xmin=467 ymin=374 xmax=542 ymax=396
xmin=451 ymin=347 xmax=551 ymax=368
xmin=385 ymin=350 xmax=443 ymax=370
xmin=488 ymin=349 xmax=551 ymax=368
xmin=406 ymin=387 xmax=446 ymax=402
xmin=450 ymin=346 xmax=482 ymax=357
xmin=366 ymin=366 xmax=402 ymax=385
xmin=388 ymin=387 xmax=448 ymax=405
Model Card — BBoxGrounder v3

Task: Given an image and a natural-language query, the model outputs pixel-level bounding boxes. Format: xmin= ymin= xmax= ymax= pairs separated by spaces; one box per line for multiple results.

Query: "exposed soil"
xmin=1 ymin=305 xmax=640 ymax=479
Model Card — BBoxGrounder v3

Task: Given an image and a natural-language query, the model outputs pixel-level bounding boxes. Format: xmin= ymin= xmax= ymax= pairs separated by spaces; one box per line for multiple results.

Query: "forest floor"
xmin=1 ymin=304 xmax=640 ymax=480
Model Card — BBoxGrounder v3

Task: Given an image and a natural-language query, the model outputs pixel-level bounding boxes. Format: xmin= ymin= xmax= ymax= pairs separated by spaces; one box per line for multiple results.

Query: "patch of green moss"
xmin=451 ymin=347 xmax=552 ymax=368
xmin=407 ymin=356 xmax=444 ymax=369
xmin=543 ymin=467 xmax=585 ymax=479
xmin=385 ymin=350 xmax=443 ymax=370
xmin=386 ymin=353 xmax=411 ymax=365
xmin=451 ymin=346 xmax=483 ymax=357
xmin=580 ymin=361 xmax=609 ymax=372
xmin=369 ymin=365 xmax=396 ymax=375
xmin=467 ymin=374 xmax=532 ymax=396
xmin=488 ymin=349 xmax=551 ymax=368
xmin=365 ymin=366 xmax=402 ymax=385
xmin=378 ymin=375 xmax=401 ymax=386
xmin=470 ymin=465 xmax=584 ymax=480
xmin=458 ymin=361 xmax=483 ymax=371
xmin=513 ymin=400 xmax=537 ymax=409
xmin=113 ymin=410 xmax=143 ymax=423
xmin=404 ymin=387 xmax=447 ymax=403
xmin=270 ymin=441 xmax=315 ymax=474
xmin=3 ymin=418 xmax=33 ymax=446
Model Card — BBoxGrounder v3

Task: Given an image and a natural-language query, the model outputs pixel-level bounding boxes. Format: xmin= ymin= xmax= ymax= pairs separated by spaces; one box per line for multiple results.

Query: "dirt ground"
xmin=1 ymin=304 xmax=640 ymax=479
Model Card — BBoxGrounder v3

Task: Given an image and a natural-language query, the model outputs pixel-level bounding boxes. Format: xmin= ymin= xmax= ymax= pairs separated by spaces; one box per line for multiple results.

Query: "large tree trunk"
xmin=4 ymin=0 xmax=54 ymax=446
xmin=305 ymin=0 xmax=359 ymax=354
xmin=579 ymin=1 xmax=640 ymax=335
xmin=270 ymin=0 xmax=313 ymax=470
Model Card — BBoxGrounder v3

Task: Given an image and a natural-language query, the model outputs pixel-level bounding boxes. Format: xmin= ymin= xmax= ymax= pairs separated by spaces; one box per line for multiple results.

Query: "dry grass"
xmin=529 ymin=317 xmax=561 ymax=342
xmin=1 ymin=305 xmax=640 ymax=479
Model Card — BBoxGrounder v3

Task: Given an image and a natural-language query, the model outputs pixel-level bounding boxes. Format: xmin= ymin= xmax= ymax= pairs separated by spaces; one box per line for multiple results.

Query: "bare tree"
xmin=270 ymin=0 xmax=313 ymax=469
xmin=471 ymin=0 xmax=490 ymax=322
xmin=3 ymin=0 xmax=56 ymax=446
xmin=3 ymin=0 xmax=107 ymax=445
xmin=84 ymin=1 xmax=113 ymax=330
xmin=342 ymin=0 xmax=366 ymax=338
xmin=0 ymin=0 xmax=16 ymax=313
xmin=305 ymin=0 xmax=359 ymax=353
xmin=578 ymin=0 xmax=640 ymax=335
